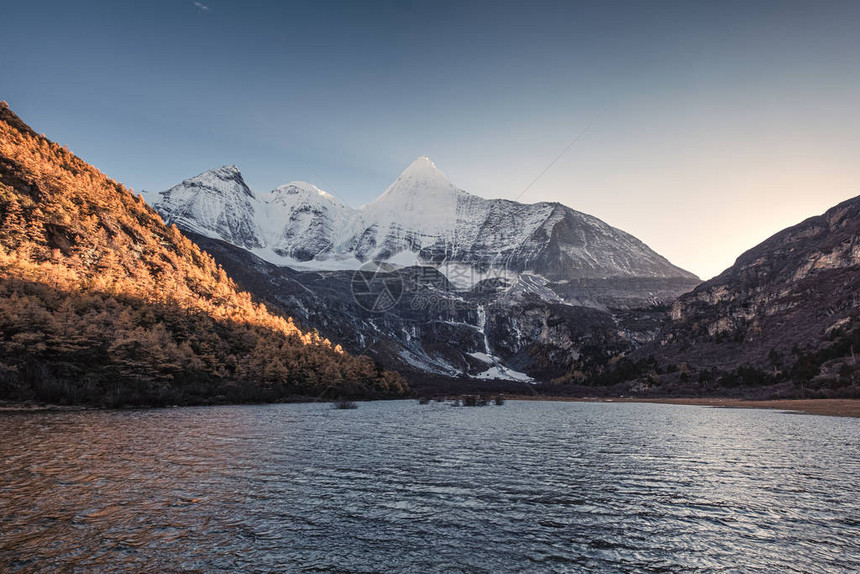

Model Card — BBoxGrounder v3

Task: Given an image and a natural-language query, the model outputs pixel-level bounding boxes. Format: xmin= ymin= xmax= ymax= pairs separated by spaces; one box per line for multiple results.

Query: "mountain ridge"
xmin=597 ymin=193 xmax=860 ymax=398
xmin=143 ymin=155 xmax=703 ymax=383
xmin=147 ymin=158 xmax=699 ymax=286
xmin=145 ymin=156 xmax=704 ymax=384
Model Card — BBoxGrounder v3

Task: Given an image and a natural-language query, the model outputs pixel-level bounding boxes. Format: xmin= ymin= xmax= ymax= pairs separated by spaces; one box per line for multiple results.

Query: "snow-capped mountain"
xmin=353 ymin=156 xmax=695 ymax=281
xmin=146 ymin=157 xmax=701 ymax=384
xmin=147 ymin=156 xmax=697 ymax=284
xmin=263 ymin=182 xmax=354 ymax=261
xmin=147 ymin=165 xmax=264 ymax=249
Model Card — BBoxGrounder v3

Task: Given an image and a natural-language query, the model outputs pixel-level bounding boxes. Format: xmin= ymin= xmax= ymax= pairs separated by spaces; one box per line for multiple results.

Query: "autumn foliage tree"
xmin=0 ymin=102 xmax=406 ymax=405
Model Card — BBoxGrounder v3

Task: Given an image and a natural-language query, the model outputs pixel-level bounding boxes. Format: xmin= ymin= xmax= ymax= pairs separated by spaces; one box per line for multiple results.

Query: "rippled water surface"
xmin=1 ymin=401 xmax=859 ymax=572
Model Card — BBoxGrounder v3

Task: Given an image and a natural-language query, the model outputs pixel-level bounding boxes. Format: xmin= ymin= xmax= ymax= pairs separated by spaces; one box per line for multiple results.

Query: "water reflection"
xmin=1 ymin=401 xmax=858 ymax=572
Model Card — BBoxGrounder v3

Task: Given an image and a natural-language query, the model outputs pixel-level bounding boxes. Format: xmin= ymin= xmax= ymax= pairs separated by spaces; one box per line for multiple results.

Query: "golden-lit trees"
xmin=0 ymin=102 xmax=406 ymax=405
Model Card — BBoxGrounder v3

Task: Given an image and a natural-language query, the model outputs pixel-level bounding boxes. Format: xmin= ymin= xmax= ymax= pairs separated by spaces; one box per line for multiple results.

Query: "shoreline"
xmin=506 ymin=396 xmax=860 ymax=418
xmin=3 ymin=397 xmax=859 ymax=418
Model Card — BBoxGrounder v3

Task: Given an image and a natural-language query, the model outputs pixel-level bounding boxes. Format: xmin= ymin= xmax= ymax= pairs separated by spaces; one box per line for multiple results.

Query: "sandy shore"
xmin=507 ymin=397 xmax=860 ymax=418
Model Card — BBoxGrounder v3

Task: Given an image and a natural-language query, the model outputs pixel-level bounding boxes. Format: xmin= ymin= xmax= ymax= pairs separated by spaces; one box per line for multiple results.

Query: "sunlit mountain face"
xmin=0 ymin=103 xmax=406 ymax=406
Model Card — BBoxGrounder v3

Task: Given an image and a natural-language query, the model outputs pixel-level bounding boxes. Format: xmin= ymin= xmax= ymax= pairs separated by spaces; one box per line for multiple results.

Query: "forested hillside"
xmin=0 ymin=103 xmax=405 ymax=406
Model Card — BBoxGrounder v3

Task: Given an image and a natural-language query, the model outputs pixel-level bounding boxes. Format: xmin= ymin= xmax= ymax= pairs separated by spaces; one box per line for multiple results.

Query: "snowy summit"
xmin=145 ymin=157 xmax=698 ymax=282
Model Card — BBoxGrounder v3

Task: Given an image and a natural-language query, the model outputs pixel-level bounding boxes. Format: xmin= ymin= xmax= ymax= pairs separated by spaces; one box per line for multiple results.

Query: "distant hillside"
xmin=582 ymin=195 xmax=860 ymax=398
xmin=0 ymin=103 xmax=405 ymax=406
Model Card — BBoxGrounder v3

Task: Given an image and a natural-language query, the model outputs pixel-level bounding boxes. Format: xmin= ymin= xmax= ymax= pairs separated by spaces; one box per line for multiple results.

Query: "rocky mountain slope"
xmin=616 ymin=195 xmax=860 ymax=398
xmin=187 ymin=231 xmax=672 ymax=392
xmin=148 ymin=158 xmax=700 ymax=387
xmin=0 ymin=103 xmax=405 ymax=406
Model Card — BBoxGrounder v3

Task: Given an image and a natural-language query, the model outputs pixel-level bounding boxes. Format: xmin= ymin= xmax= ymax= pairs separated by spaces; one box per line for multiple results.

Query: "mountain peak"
xmin=272 ymin=180 xmax=327 ymax=196
xmin=268 ymin=181 xmax=346 ymax=208
xmin=192 ymin=164 xmax=242 ymax=180
xmin=151 ymin=164 xmax=263 ymax=249
xmin=398 ymin=155 xmax=446 ymax=181
xmin=179 ymin=165 xmax=253 ymax=198
xmin=376 ymin=156 xmax=461 ymax=204
xmin=220 ymin=164 xmax=241 ymax=175
xmin=403 ymin=154 xmax=436 ymax=171
xmin=207 ymin=164 xmax=244 ymax=182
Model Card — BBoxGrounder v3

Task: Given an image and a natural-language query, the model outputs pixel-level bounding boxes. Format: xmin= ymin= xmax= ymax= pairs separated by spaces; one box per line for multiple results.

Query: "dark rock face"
xmin=631 ymin=195 xmax=860 ymax=397
xmin=189 ymin=233 xmax=675 ymax=388
xmin=664 ymin=196 xmax=860 ymax=365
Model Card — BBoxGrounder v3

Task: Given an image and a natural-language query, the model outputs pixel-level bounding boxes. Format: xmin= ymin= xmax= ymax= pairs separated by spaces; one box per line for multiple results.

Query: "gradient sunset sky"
xmin=4 ymin=0 xmax=860 ymax=279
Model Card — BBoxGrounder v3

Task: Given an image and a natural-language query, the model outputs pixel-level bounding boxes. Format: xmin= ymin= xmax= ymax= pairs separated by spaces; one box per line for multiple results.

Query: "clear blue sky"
xmin=4 ymin=0 xmax=860 ymax=279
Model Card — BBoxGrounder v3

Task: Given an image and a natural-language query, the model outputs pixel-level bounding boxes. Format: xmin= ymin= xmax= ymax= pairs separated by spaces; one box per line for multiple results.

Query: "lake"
xmin=1 ymin=400 xmax=858 ymax=572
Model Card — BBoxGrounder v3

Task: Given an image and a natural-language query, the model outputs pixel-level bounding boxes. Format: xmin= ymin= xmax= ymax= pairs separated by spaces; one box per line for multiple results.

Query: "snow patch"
xmin=467 ymin=351 xmax=494 ymax=364
xmin=473 ymin=365 xmax=534 ymax=383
